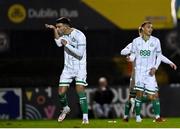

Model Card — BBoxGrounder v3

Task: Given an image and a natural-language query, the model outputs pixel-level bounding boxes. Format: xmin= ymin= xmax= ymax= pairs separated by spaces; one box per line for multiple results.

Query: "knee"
xmin=136 ymin=91 xmax=143 ymax=98
xmin=58 ymin=87 xmax=67 ymax=94
xmin=148 ymin=94 xmax=156 ymax=101
xmin=155 ymin=92 xmax=159 ymax=98
xmin=76 ymin=85 xmax=85 ymax=92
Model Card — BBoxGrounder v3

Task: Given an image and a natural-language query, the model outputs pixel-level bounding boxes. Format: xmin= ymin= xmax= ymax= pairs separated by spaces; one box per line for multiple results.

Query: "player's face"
xmin=56 ymin=23 xmax=67 ymax=35
xmin=142 ymin=23 xmax=153 ymax=36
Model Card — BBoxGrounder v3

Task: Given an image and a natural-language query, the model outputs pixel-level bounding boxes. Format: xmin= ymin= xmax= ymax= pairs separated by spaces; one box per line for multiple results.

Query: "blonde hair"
xmin=140 ymin=21 xmax=152 ymax=28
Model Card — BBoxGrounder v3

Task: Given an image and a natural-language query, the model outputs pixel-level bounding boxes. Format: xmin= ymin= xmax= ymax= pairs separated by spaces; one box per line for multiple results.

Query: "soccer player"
xmin=121 ymin=41 xmax=177 ymax=122
xmin=128 ymin=21 xmax=176 ymax=122
xmin=45 ymin=17 xmax=89 ymax=124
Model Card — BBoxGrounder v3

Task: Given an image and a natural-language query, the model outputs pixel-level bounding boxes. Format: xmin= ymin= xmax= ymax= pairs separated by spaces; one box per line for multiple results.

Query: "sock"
xmin=78 ymin=92 xmax=88 ymax=114
xmin=124 ymin=101 xmax=131 ymax=117
xmin=141 ymin=96 xmax=149 ymax=103
xmin=135 ymin=97 xmax=142 ymax=116
xmin=83 ymin=114 xmax=88 ymax=120
xmin=136 ymin=115 xmax=141 ymax=120
xmin=58 ymin=93 xmax=68 ymax=108
xmin=152 ymin=99 xmax=160 ymax=118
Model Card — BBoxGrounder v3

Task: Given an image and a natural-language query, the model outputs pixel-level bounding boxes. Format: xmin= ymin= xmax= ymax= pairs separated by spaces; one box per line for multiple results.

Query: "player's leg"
xmin=75 ymin=66 xmax=89 ymax=124
xmin=58 ymin=69 xmax=72 ymax=122
xmin=123 ymin=76 xmax=136 ymax=121
xmin=142 ymin=87 xmax=158 ymax=103
xmin=145 ymin=77 xmax=164 ymax=122
xmin=129 ymin=71 xmax=136 ymax=113
xmin=123 ymin=91 xmax=136 ymax=121
xmin=58 ymin=87 xmax=68 ymax=109
xmin=147 ymin=92 xmax=161 ymax=120
xmin=134 ymin=74 xmax=144 ymax=122
xmin=129 ymin=90 xmax=136 ymax=113
xmin=123 ymin=98 xmax=131 ymax=121
xmin=135 ymin=90 xmax=143 ymax=122
xmin=152 ymin=87 xmax=166 ymax=122
xmin=58 ymin=86 xmax=70 ymax=122
xmin=153 ymin=87 xmax=160 ymax=120
xmin=141 ymin=93 xmax=149 ymax=103
xmin=76 ymin=84 xmax=89 ymax=124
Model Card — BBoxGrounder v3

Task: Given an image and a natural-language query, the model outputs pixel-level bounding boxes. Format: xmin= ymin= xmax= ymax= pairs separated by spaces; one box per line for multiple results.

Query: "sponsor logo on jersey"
xmin=140 ymin=50 xmax=151 ymax=56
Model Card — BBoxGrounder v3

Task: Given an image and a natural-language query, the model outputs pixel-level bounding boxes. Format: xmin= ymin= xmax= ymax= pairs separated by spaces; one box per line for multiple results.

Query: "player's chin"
xmin=58 ymin=32 xmax=63 ymax=35
xmin=148 ymin=32 xmax=152 ymax=35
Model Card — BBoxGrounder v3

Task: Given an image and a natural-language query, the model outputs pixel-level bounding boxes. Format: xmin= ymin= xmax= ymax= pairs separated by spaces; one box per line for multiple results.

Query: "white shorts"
xmin=134 ymin=72 xmax=158 ymax=95
xmin=59 ymin=65 xmax=87 ymax=87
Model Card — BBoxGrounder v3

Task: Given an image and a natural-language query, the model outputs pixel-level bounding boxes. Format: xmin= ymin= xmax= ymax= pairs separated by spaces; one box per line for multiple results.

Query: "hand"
xmin=61 ymin=39 xmax=68 ymax=46
xmin=170 ymin=63 xmax=177 ymax=70
xmin=126 ymin=56 xmax=131 ymax=62
xmin=45 ymin=24 xmax=56 ymax=29
xmin=149 ymin=67 xmax=156 ymax=76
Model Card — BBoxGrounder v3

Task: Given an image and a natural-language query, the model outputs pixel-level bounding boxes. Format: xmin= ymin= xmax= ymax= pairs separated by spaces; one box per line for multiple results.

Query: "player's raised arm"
xmin=45 ymin=24 xmax=59 ymax=39
xmin=45 ymin=24 xmax=63 ymax=47
xmin=121 ymin=43 xmax=132 ymax=55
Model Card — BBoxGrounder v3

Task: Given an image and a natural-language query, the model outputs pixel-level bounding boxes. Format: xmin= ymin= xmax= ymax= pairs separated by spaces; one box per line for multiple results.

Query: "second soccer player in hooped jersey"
xmin=128 ymin=21 xmax=166 ymax=122
xmin=121 ymin=38 xmax=177 ymax=122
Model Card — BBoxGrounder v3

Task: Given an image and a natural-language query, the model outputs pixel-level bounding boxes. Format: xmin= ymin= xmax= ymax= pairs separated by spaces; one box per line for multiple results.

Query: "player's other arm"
xmin=154 ymin=39 xmax=162 ymax=70
xmin=127 ymin=41 xmax=136 ymax=62
xmin=120 ymin=43 xmax=132 ymax=55
xmin=62 ymin=34 xmax=86 ymax=60
xmin=161 ymin=55 xmax=177 ymax=70
xmin=150 ymin=39 xmax=162 ymax=76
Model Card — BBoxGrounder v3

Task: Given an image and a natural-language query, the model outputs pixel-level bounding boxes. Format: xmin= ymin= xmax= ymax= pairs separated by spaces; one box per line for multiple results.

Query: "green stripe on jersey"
xmin=76 ymin=81 xmax=86 ymax=84
xmin=145 ymin=89 xmax=155 ymax=94
xmin=59 ymin=82 xmax=70 ymax=86
xmin=60 ymin=82 xmax=70 ymax=84
xmin=135 ymin=86 xmax=144 ymax=91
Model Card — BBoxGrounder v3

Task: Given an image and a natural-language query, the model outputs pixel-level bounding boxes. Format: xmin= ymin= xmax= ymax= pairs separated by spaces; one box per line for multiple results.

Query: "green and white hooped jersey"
xmin=55 ymin=28 xmax=87 ymax=69
xmin=131 ymin=36 xmax=162 ymax=75
xmin=122 ymin=42 xmax=173 ymax=73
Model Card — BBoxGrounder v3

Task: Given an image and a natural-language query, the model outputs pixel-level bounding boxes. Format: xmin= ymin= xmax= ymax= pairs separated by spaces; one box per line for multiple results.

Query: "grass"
xmin=0 ymin=118 xmax=180 ymax=128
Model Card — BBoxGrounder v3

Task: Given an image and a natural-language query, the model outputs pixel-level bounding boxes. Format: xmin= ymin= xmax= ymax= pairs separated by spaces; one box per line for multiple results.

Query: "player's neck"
xmin=142 ymin=34 xmax=150 ymax=42
xmin=64 ymin=28 xmax=73 ymax=35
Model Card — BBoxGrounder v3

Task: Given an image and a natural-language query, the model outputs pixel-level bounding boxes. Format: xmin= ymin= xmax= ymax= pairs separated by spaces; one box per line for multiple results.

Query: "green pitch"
xmin=0 ymin=118 xmax=180 ymax=128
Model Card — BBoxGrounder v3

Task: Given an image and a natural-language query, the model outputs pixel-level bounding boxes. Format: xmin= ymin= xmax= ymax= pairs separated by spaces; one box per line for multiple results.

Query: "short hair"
xmin=140 ymin=21 xmax=152 ymax=28
xmin=56 ymin=17 xmax=72 ymax=27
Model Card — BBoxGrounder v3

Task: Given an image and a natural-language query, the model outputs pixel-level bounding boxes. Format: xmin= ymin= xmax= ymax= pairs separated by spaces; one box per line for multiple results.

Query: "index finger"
xmin=45 ymin=24 xmax=49 ymax=28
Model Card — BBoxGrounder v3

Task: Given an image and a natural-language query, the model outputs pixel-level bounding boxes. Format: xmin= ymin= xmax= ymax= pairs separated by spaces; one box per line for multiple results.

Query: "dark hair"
xmin=56 ymin=17 xmax=72 ymax=27
xmin=138 ymin=26 xmax=142 ymax=33
xmin=140 ymin=21 xmax=152 ymax=28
